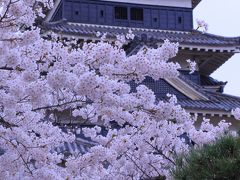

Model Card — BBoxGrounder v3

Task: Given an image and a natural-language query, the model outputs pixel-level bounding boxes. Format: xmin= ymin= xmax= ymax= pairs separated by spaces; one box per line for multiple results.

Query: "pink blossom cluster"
xmin=186 ymin=59 xmax=197 ymax=74
xmin=0 ymin=1 xmax=236 ymax=179
xmin=232 ymin=108 xmax=240 ymax=120
xmin=196 ymin=19 xmax=209 ymax=32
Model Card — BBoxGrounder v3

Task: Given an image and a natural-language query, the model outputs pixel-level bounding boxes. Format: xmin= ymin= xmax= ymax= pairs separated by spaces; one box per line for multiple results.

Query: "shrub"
xmin=172 ymin=136 xmax=240 ymax=180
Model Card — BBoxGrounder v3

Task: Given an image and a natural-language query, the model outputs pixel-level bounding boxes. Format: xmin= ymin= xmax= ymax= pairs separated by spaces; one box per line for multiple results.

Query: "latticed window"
xmin=130 ymin=8 xmax=143 ymax=21
xmin=115 ymin=6 xmax=128 ymax=20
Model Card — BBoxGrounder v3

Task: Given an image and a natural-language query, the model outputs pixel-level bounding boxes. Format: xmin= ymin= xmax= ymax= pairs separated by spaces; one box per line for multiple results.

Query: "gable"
xmin=130 ymin=75 xmax=209 ymax=101
xmin=130 ymin=77 xmax=189 ymax=100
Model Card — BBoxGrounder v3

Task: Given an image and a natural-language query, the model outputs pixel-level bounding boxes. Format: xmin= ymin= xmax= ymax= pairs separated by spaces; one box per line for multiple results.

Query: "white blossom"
xmin=232 ymin=108 xmax=240 ymax=120
xmin=0 ymin=1 xmax=234 ymax=179
xmin=196 ymin=19 xmax=209 ymax=32
xmin=186 ymin=59 xmax=197 ymax=74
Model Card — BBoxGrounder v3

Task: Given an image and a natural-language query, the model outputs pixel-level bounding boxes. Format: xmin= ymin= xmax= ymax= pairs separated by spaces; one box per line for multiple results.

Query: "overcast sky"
xmin=193 ymin=0 xmax=240 ymax=96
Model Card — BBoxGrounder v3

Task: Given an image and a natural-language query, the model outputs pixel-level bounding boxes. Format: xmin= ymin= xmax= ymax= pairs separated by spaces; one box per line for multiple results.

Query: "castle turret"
xmin=48 ymin=0 xmax=201 ymax=31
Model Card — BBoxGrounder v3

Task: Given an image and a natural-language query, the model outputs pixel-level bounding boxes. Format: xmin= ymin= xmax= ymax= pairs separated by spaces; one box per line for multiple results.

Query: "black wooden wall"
xmin=52 ymin=0 xmax=193 ymax=31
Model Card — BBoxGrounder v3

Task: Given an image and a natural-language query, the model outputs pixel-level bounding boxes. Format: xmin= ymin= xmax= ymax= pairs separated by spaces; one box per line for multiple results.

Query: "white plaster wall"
xmin=100 ymin=0 xmax=192 ymax=8
xmin=195 ymin=115 xmax=240 ymax=131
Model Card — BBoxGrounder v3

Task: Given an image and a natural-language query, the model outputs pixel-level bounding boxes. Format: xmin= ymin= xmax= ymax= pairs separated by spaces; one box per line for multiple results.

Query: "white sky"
xmin=193 ymin=0 xmax=240 ymax=96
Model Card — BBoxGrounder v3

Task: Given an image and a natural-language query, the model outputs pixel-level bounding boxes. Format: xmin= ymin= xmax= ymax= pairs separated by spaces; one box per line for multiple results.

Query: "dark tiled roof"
xmin=178 ymin=74 xmax=212 ymax=99
xmin=130 ymin=77 xmax=188 ymax=100
xmin=179 ymin=91 xmax=240 ymax=112
xmin=53 ymin=126 xmax=100 ymax=155
xmin=130 ymin=75 xmax=240 ymax=112
xmin=177 ymin=75 xmax=240 ymax=112
xmin=54 ymin=141 xmax=90 ymax=155
xmin=43 ymin=21 xmax=240 ymax=47
xmin=200 ymin=75 xmax=227 ymax=86
xmin=192 ymin=0 xmax=201 ymax=8
xmin=53 ymin=123 xmax=121 ymax=155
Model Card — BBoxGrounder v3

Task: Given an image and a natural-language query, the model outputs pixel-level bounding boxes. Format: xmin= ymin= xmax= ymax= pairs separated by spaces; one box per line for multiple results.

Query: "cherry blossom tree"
xmin=0 ymin=1 xmax=233 ymax=179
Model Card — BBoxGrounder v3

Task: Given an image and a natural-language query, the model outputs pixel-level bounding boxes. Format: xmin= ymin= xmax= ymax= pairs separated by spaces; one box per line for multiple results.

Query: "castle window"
xmin=115 ymin=6 xmax=128 ymax=20
xmin=75 ymin=11 xmax=79 ymax=15
xmin=100 ymin=10 xmax=104 ymax=17
xmin=178 ymin=16 xmax=182 ymax=24
xmin=130 ymin=8 xmax=143 ymax=21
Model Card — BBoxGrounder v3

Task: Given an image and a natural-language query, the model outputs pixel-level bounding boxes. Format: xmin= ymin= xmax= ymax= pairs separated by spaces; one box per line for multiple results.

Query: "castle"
xmin=43 ymin=0 xmax=240 ymax=153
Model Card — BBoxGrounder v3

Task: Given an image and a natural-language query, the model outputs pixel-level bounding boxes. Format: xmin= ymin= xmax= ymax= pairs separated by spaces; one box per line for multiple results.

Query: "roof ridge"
xmin=178 ymin=74 xmax=228 ymax=102
xmin=66 ymin=22 xmax=191 ymax=34
xmin=45 ymin=22 xmax=240 ymax=45
xmin=206 ymin=91 xmax=240 ymax=101
xmin=178 ymin=74 xmax=209 ymax=97
xmin=166 ymin=75 xmax=209 ymax=101
xmin=193 ymin=30 xmax=240 ymax=42
xmin=43 ymin=18 xmax=67 ymax=26
xmin=200 ymin=75 xmax=228 ymax=86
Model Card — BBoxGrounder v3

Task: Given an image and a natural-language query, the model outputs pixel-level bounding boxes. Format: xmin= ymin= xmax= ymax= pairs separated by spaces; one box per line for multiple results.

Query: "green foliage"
xmin=172 ymin=136 xmax=240 ymax=180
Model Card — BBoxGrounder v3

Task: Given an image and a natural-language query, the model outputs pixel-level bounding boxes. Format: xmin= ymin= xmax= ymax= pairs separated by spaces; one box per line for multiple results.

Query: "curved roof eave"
xmin=192 ymin=0 xmax=202 ymax=8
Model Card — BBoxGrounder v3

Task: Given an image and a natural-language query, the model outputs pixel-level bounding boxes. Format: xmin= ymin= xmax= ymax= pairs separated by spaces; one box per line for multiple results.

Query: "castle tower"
xmin=44 ymin=0 xmax=240 ymax=130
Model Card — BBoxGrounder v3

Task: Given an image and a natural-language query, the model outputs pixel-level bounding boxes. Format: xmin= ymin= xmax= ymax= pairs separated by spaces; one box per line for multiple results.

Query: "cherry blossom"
xmin=232 ymin=108 xmax=240 ymax=120
xmin=196 ymin=19 xmax=209 ymax=32
xmin=0 ymin=1 xmax=236 ymax=179
xmin=186 ymin=59 xmax=197 ymax=74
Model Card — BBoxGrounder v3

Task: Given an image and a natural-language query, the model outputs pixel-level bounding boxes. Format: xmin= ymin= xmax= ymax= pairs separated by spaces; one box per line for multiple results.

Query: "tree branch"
xmin=144 ymin=140 xmax=176 ymax=165
xmin=32 ymin=99 xmax=86 ymax=111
